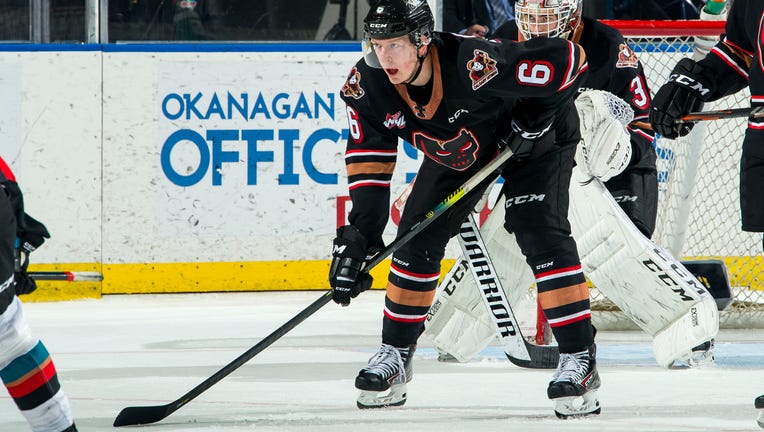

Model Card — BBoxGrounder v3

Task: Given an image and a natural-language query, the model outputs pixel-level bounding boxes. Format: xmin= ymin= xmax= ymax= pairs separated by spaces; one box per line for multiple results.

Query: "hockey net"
xmin=585 ymin=20 xmax=764 ymax=330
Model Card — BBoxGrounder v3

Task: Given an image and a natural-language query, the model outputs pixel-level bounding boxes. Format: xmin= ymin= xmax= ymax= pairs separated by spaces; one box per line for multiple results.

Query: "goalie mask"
xmin=362 ymin=0 xmax=433 ymax=69
xmin=515 ymin=0 xmax=582 ymax=40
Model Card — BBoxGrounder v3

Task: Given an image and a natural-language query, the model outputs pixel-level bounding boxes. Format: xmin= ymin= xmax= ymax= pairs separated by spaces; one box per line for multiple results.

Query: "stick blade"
xmin=113 ymin=404 xmax=174 ymax=427
xmin=506 ymin=341 xmax=559 ymax=369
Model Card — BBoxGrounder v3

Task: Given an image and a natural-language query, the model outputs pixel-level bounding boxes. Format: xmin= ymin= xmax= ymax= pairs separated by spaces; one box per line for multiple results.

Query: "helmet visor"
xmin=362 ymin=36 xmax=382 ymax=68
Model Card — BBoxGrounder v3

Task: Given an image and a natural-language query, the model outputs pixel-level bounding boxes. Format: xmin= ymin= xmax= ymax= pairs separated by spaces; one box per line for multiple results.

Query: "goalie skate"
xmin=548 ymin=345 xmax=601 ymax=419
xmin=355 ymin=344 xmax=415 ymax=409
xmin=755 ymin=395 xmax=764 ymax=429
xmin=687 ymin=339 xmax=715 ymax=367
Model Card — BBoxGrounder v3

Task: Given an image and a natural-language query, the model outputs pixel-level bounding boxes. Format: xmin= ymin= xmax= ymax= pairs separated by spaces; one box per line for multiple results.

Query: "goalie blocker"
xmin=424 ymin=163 xmax=721 ymax=367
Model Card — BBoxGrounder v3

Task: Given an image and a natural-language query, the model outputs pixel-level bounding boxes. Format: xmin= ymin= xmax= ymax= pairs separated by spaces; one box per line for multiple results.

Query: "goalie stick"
xmin=679 ymin=106 xmax=764 ymax=123
xmin=456 ymin=213 xmax=559 ymax=369
xmin=29 ymin=271 xmax=103 ymax=282
xmin=112 ymin=148 xmax=516 ymax=427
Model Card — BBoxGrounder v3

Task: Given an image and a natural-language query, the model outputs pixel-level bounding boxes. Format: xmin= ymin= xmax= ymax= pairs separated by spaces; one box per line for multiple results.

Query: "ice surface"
xmin=1 ymin=291 xmax=762 ymax=431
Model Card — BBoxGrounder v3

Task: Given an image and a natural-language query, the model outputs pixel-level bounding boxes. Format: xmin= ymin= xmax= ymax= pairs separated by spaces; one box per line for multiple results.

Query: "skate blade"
xmin=437 ymin=352 xmax=458 ymax=363
xmin=356 ymin=384 xmax=407 ymax=409
xmin=687 ymin=346 xmax=716 ymax=368
xmin=554 ymin=390 xmax=601 ymax=419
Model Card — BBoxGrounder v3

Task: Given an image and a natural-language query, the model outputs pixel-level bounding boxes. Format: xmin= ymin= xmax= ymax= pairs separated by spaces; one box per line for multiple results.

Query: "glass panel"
xmin=108 ymin=0 xmax=331 ymax=42
xmin=52 ymin=0 xmax=86 ymax=42
xmin=0 ymin=0 xmax=31 ymax=41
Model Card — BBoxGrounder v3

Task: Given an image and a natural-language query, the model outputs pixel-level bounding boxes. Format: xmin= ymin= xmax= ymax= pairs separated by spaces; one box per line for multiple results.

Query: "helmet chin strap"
xmin=403 ymin=44 xmax=430 ymax=85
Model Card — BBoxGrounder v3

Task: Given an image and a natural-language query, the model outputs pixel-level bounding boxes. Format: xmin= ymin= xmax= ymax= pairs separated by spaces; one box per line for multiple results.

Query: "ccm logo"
xmin=505 ymin=193 xmax=546 ymax=207
xmin=671 ymin=73 xmax=710 ymax=96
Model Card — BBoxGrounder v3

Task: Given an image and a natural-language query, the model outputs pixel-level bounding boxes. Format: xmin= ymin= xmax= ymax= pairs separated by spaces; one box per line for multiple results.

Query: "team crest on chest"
xmin=616 ymin=43 xmax=638 ymax=68
xmin=342 ymin=67 xmax=365 ymax=99
xmin=413 ymin=128 xmax=480 ymax=170
xmin=467 ymin=49 xmax=499 ymax=90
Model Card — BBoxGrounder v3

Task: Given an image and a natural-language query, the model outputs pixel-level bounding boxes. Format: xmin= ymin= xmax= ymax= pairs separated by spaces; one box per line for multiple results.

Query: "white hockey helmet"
xmin=515 ymin=0 xmax=583 ymax=40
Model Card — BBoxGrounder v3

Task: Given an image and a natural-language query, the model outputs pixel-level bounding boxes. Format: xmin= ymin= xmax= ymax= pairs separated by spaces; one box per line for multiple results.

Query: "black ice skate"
xmin=547 ymin=344 xmax=601 ymax=419
xmin=755 ymin=394 xmax=764 ymax=429
xmin=355 ymin=343 xmax=415 ymax=409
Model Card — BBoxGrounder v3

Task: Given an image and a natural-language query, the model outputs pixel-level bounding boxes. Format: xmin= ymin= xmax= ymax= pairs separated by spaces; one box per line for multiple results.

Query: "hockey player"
xmin=501 ymin=0 xmax=657 ymax=238
xmin=328 ymin=0 xmax=598 ymax=416
xmin=424 ymin=0 xmax=718 ymax=372
xmin=649 ymin=0 xmax=764 ymax=423
xmin=650 ymin=0 xmax=762 ymax=241
xmin=0 ymin=156 xmax=77 ymax=432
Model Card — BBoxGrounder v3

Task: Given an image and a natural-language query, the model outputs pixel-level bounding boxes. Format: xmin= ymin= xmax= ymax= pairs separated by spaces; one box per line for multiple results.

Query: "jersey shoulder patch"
xmin=615 ymin=43 xmax=639 ymax=69
xmin=341 ymin=65 xmax=365 ymax=100
xmin=467 ymin=49 xmax=499 ymax=90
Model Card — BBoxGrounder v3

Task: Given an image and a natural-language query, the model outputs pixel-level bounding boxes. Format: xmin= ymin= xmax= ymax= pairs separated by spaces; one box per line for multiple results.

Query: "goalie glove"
xmin=575 ymin=90 xmax=633 ymax=182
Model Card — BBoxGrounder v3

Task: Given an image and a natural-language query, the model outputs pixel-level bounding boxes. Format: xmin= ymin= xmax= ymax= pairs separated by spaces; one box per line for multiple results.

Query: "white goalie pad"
xmin=425 ymin=258 xmax=498 ymax=362
xmin=425 ymin=165 xmax=718 ymax=367
xmin=575 ymin=90 xmax=633 ymax=182
xmin=424 ymin=193 xmax=535 ymax=362
xmin=567 ymin=166 xmax=719 ymax=367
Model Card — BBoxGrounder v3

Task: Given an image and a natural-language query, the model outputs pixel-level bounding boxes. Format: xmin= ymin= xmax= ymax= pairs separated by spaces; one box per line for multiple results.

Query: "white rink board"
xmin=0 ymin=43 xmax=751 ymax=276
xmin=0 ymin=49 xmax=102 ymax=264
xmin=0 ymin=45 xmax=425 ymax=269
xmin=102 ymin=48 xmax=423 ymax=264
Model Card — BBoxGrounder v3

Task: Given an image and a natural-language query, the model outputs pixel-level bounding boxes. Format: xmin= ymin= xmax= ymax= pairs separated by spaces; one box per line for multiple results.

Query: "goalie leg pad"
xmin=425 ymin=259 xmax=498 ymax=363
xmin=424 ymin=196 xmax=535 ymax=362
xmin=603 ymin=167 xmax=659 ymax=238
xmin=652 ymin=296 xmax=719 ymax=368
xmin=568 ymin=166 xmax=718 ymax=366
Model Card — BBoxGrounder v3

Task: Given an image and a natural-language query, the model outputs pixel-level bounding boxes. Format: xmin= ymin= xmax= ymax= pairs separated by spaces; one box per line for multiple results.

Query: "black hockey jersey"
xmin=339 ymin=32 xmax=588 ymax=244
xmin=495 ymin=17 xmax=655 ymax=168
xmin=696 ymin=0 xmax=760 ymax=101
xmin=496 ymin=18 xmax=651 ymax=123
xmin=694 ymin=0 xmax=764 ymax=231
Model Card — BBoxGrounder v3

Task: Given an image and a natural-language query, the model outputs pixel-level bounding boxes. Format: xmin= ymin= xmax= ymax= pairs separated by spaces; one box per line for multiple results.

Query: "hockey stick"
xmin=456 ymin=213 xmax=559 ymax=369
xmin=29 ymin=271 xmax=103 ymax=282
xmin=679 ymin=106 xmax=764 ymax=123
xmin=113 ymin=148 xmax=516 ymax=427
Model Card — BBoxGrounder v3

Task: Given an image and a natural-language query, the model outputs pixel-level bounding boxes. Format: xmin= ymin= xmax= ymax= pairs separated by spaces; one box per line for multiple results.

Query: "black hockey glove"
xmin=649 ymin=58 xmax=713 ymax=139
xmin=501 ymin=117 xmax=555 ymax=161
xmin=18 ymin=213 xmax=50 ymax=253
xmin=329 ymin=225 xmax=373 ymax=306
xmin=13 ymin=214 xmax=50 ymax=296
xmin=14 ymin=242 xmax=36 ymax=295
